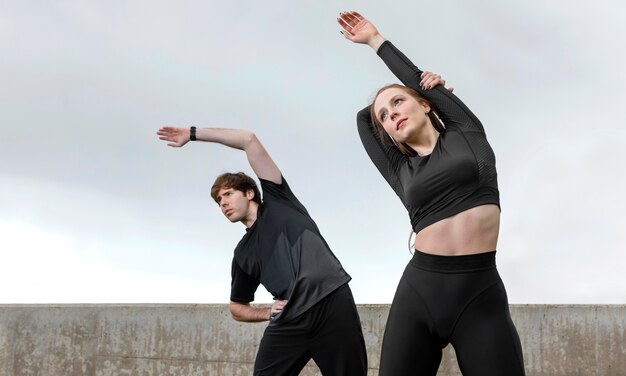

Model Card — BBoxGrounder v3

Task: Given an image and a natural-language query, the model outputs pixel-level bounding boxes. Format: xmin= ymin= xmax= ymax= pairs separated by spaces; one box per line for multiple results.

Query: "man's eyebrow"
xmin=217 ymin=188 xmax=234 ymax=200
xmin=216 ymin=189 xmax=228 ymax=202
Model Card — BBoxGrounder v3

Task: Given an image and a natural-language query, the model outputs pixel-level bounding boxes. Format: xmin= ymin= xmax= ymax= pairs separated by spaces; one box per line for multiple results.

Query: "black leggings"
xmin=379 ymin=250 xmax=525 ymax=376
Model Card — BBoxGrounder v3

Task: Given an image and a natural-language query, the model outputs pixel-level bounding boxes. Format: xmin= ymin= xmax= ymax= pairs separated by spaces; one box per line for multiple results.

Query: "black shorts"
xmin=254 ymin=284 xmax=367 ymax=376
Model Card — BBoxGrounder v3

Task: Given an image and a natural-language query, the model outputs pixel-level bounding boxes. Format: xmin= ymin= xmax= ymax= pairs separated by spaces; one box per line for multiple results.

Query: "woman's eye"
xmin=394 ymin=98 xmax=402 ymax=105
xmin=381 ymin=113 xmax=387 ymax=122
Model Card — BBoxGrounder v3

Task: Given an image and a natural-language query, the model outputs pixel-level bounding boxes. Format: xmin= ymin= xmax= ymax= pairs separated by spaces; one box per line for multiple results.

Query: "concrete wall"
xmin=0 ymin=305 xmax=623 ymax=375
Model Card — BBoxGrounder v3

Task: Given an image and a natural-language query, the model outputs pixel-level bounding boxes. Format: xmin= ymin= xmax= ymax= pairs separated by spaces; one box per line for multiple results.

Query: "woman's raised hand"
xmin=421 ymin=71 xmax=455 ymax=92
xmin=157 ymin=126 xmax=190 ymax=147
xmin=337 ymin=11 xmax=382 ymax=47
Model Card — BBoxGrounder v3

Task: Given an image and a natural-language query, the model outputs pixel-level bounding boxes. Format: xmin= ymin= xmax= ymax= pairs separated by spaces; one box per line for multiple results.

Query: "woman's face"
xmin=373 ymin=87 xmax=431 ymax=143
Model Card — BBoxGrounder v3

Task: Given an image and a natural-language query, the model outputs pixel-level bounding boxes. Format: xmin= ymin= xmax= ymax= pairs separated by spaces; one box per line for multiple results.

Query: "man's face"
xmin=215 ymin=187 xmax=254 ymax=223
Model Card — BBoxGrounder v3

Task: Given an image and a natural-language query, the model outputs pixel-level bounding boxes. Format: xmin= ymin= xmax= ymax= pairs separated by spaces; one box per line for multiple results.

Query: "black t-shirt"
xmin=356 ymin=41 xmax=500 ymax=234
xmin=230 ymin=176 xmax=351 ymax=325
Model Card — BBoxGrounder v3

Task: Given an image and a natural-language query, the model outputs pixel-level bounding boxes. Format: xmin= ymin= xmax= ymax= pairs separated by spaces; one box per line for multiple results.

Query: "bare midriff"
xmin=413 ymin=204 xmax=500 ymax=256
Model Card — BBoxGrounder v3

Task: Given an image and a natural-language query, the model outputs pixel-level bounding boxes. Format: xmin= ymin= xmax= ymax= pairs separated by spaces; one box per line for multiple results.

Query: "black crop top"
xmin=357 ymin=41 xmax=500 ymax=234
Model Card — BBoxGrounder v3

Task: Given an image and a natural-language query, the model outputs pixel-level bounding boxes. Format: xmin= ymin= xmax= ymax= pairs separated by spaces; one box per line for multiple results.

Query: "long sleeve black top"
xmin=357 ymin=41 xmax=500 ymax=234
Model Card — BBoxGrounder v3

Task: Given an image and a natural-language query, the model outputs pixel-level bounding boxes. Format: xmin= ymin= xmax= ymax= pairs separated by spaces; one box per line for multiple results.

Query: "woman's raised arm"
xmin=339 ymin=11 xmax=484 ymax=133
xmin=337 ymin=11 xmax=386 ymax=51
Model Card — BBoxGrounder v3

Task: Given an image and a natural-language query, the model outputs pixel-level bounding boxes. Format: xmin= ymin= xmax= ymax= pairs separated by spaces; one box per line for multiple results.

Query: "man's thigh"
xmin=253 ymin=318 xmax=312 ymax=376
xmin=309 ymin=285 xmax=368 ymax=376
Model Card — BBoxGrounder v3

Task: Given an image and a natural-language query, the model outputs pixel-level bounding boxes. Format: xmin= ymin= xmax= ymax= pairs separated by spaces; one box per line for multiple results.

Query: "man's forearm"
xmin=193 ymin=127 xmax=281 ymax=183
xmin=229 ymin=302 xmax=270 ymax=323
xmin=195 ymin=128 xmax=256 ymax=151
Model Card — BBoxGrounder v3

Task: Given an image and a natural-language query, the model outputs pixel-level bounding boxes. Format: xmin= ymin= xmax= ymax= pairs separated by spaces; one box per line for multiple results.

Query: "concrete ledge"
xmin=0 ymin=305 xmax=623 ymax=375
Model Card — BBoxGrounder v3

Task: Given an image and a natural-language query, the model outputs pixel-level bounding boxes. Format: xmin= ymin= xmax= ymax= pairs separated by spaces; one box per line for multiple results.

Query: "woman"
xmin=338 ymin=11 xmax=525 ymax=376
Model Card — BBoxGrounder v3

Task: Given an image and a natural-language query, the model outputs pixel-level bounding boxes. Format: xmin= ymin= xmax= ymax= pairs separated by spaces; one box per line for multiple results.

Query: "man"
xmin=157 ymin=125 xmax=367 ymax=376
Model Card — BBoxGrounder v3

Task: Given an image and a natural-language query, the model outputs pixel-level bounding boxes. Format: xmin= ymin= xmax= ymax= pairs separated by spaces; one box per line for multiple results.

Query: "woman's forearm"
xmin=368 ymin=34 xmax=386 ymax=52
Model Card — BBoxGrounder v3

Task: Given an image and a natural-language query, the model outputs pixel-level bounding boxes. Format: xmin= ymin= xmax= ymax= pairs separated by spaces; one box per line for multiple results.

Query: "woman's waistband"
xmin=410 ymin=249 xmax=496 ymax=273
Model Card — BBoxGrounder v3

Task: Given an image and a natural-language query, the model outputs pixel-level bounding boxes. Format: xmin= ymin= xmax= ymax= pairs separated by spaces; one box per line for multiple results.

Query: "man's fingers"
xmin=158 ymin=126 xmax=175 ymax=133
xmin=157 ymin=128 xmax=178 ymax=138
xmin=273 ymin=299 xmax=288 ymax=310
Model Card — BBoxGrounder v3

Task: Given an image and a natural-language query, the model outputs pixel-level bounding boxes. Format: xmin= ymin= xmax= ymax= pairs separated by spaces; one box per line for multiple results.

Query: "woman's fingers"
xmin=424 ymin=79 xmax=445 ymax=90
xmin=341 ymin=12 xmax=359 ymax=26
xmin=339 ymin=11 xmax=361 ymax=28
xmin=420 ymin=71 xmax=433 ymax=85
xmin=338 ymin=11 xmax=374 ymax=43
xmin=420 ymin=71 xmax=446 ymax=89
xmin=350 ymin=11 xmax=364 ymax=21
xmin=337 ymin=17 xmax=353 ymax=33
xmin=426 ymin=77 xmax=445 ymax=89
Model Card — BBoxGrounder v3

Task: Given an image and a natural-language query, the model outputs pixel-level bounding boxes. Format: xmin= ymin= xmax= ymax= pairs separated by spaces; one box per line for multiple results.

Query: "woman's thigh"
xmin=379 ymin=274 xmax=442 ymax=376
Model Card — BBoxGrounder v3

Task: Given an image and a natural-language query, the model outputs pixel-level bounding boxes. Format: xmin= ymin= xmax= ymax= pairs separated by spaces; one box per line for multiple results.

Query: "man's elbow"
xmin=245 ymin=132 xmax=260 ymax=149
xmin=229 ymin=302 xmax=247 ymax=322
xmin=231 ymin=313 xmax=245 ymax=322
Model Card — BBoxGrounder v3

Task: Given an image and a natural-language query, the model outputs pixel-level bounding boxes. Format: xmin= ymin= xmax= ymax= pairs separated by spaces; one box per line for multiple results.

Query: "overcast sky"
xmin=1 ymin=1 xmax=625 ymax=304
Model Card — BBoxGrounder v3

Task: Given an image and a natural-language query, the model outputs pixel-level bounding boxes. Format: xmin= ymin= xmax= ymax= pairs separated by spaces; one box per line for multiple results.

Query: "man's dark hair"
xmin=211 ymin=172 xmax=261 ymax=205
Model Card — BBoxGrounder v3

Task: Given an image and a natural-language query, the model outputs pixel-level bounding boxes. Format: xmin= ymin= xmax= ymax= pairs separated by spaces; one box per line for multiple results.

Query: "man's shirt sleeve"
xmin=230 ymin=258 xmax=260 ymax=303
